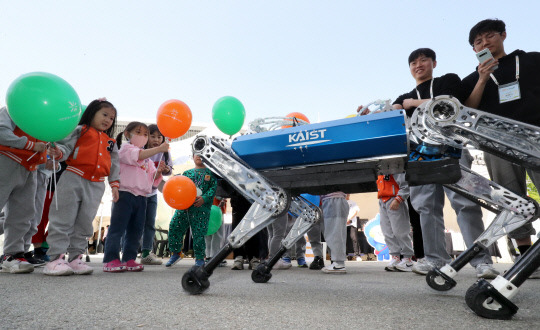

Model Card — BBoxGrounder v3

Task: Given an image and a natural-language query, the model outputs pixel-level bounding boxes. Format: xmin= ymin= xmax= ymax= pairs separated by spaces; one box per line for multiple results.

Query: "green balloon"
xmin=207 ymin=205 xmax=223 ymax=235
xmin=6 ymin=72 xmax=82 ymax=142
xmin=212 ymin=96 xmax=245 ymax=135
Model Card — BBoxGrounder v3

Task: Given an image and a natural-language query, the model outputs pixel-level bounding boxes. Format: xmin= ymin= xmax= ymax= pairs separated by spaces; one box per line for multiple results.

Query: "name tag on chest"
xmin=498 ymin=81 xmax=521 ymax=103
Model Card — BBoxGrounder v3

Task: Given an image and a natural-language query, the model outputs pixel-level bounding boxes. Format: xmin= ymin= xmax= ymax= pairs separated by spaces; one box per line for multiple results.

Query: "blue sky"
xmin=1 ymin=1 xmax=539 ymax=125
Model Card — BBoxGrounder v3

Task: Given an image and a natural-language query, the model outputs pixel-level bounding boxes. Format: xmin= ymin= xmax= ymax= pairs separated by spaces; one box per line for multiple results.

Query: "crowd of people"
xmin=1 ymin=18 xmax=539 ymax=280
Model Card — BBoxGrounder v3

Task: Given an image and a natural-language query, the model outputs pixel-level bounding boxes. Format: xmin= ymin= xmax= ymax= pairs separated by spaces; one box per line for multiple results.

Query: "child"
xmin=140 ymin=124 xmax=173 ymax=265
xmin=376 ymin=173 xmax=415 ymax=272
xmin=44 ymin=99 xmax=119 ymax=276
xmin=103 ymin=122 xmax=168 ymax=272
xmin=166 ymin=155 xmax=217 ymax=267
xmin=0 ymin=107 xmax=48 ymax=273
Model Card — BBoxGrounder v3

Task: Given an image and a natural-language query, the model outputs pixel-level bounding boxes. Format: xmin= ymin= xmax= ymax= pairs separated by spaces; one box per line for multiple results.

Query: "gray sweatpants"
xmin=379 ymin=197 xmax=414 ymax=258
xmin=0 ymin=155 xmax=37 ymax=255
xmin=306 ymin=219 xmax=324 ymax=258
xmin=411 ymin=150 xmax=492 ymax=267
xmin=268 ymin=213 xmax=306 ymax=259
xmin=47 ymin=171 xmax=105 ymax=261
xmin=484 ymin=152 xmax=539 ymax=240
xmin=321 ymin=197 xmax=348 ymax=266
xmin=205 ymin=219 xmax=225 ymax=258
xmin=23 ymin=170 xmax=50 ymax=252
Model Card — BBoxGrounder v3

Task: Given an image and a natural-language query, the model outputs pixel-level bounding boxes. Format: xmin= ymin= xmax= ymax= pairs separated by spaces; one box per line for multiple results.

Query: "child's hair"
xmin=146 ymin=124 xmax=170 ymax=164
xmin=79 ymin=99 xmax=117 ymax=138
xmin=116 ymin=121 xmax=148 ymax=149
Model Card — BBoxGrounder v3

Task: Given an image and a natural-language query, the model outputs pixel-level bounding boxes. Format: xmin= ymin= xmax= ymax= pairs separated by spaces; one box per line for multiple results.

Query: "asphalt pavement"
xmin=1 ymin=257 xmax=539 ymax=329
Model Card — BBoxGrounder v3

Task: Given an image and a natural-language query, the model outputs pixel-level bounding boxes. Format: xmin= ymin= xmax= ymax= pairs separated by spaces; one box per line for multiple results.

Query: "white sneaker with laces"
xmin=395 ymin=258 xmax=415 ymax=272
xmin=411 ymin=258 xmax=436 ymax=275
xmin=141 ymin=253 xmax=163 ymax=265
xmin=274 ymin=259 xmax=292 ymax=270
xmin=385 ymin=256 xmax=401 ymax=271
xmin=1 ymin=254 xmax=34 ymax=274
xmin=322 ymin=262 xmax=346 ymax=274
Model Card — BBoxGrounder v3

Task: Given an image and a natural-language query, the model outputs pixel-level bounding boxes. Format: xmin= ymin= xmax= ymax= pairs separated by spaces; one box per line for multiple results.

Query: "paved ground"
xmin=1 ymin=257 xmax=539 ymax=329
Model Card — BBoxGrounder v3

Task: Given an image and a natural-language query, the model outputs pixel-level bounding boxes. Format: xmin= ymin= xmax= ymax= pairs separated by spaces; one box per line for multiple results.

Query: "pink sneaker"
xmin=103 ymin=259 xmax=126 ymax=273
xmin=43 ymin=255 xmax=74 ymax=276
xmin=68 ymin=255 xmax=93 ymax=275
xmin=125 ymin=259 xmax=144 ymax=272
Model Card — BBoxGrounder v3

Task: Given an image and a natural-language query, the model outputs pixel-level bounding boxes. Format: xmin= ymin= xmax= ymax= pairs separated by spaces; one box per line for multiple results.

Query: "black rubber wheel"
xmin=182 ymin=270 xmax=209 ymax=295
xmin=251 ymin=268 xmax=272 ymax=283
xmin=426 ymin=269 xmax=456 ymax=291
xmin=465 ymin=281 xmax=516 ymax=320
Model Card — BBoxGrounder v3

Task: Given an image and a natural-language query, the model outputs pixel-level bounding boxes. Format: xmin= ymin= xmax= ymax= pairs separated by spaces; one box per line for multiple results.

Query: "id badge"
xmin=498 ymin=81 xmax=521 ymax=103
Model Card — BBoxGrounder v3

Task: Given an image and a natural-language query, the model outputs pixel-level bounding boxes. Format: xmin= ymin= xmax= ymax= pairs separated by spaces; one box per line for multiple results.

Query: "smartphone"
xmin=476 ymin=48 xmax=498 ymax=70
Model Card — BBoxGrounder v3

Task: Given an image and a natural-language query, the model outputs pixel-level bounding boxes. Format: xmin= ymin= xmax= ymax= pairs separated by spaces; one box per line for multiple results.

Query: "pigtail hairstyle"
xmin=79 ymin=99 xmax=117 ymax=138
xmin=117 ymin=121 xmax=148 ymax=149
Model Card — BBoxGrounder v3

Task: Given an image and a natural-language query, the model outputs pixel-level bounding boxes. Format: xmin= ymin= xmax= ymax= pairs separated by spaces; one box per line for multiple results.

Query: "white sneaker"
xmin=1 ymin=254 xmax=34 ymax=274
xmin=411 ymin=258 xmax=436 ymax=275
xmin=43 ymin=255 xmax=74 ymax=276
xmin=231 ymin=256 xmax=244 ymax=270
xmin=385 ymin=256 xmax=401 ymax=271
xmin=395 ymin=258 xmax=414 ymax=272
xmin=140 ymin=253 xmax=163 ymax=265
xmin=322 ymin=262 xmax=346 ymax=274
xmin=274 ymin=259 xmax=292 ymax=270
xmin=68 ymin=255 xmax=93 ymax=275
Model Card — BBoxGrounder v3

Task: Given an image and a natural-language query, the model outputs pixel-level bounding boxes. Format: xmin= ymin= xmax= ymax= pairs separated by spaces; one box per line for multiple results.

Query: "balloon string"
xmin=153 ymin=153 xmax=163 ymax=181
xmin=53 ymin=155 xmax=58 ymax=210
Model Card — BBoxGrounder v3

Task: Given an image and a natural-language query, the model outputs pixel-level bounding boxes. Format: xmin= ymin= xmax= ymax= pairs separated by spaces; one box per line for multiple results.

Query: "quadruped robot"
xmin=181 ymin=95 xmax=540 ymax=320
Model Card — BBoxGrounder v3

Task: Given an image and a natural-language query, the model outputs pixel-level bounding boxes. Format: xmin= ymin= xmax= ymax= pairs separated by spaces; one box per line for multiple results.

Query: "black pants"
xmin=231 ymin=195 xmax=268 ymax=260
xmin=346 ymin=226 xmax=360 ymax=256
xmin=408 ymin=198 xmax=424 ymax=259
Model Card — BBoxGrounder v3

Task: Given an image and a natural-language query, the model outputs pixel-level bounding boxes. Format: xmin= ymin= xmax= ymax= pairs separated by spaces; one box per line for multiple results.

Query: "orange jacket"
xmin=58 ymin=125 xmax=120 ymax=188
xmin=376 ymin=174 xmax=409 ymax=203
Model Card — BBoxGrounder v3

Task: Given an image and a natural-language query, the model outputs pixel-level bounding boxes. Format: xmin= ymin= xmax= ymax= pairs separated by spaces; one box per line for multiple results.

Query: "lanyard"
xmin=416 ymin=78 xmax=433 ymax=100
xmin=490 ymin=55 xmax=519 ymax=86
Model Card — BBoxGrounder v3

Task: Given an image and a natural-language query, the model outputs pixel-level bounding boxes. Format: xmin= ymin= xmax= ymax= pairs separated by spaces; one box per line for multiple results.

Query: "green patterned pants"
xmin=168 ymin=208 xmax=210 ymax=260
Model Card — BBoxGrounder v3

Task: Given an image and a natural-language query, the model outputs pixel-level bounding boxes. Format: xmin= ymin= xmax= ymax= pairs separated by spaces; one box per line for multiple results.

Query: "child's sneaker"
xmin=248 ymin=258 xmax=260 ymax=270
xmin=395 ymin=258 xmax=414 ymax=272
xmin=165 ymin=253 xmax=182 ymax=267
xmin=103 ymin=259 xmax=126 ymax=273
xmin=2 ymin=253 xmax=35 ymax=274
xmin=385 ymin=256 xmax=401 ymax=271
xmin=231 ymin=256 xmax=244 ymax=270
xmin=274 ymin=258 xmax=292 ymax=269
xmin=141 ymin=252 xmax=163 ymax=265
xmin=321 ymin=262 xmax=346 ymax=274
xmin=309 ymin=256 xmax=325 ymax=270
xmin=23 ymin=252 xmax=46 ymax=267
xmin=43 ymin=255 xmax=73 ymax=276
xmin=125 ymin=259 xmax=144 ymax=272
xmin=297 ymin=257 xmax=308 ymax=268
xmin=68 ymin=254 xmax=93 ymax=275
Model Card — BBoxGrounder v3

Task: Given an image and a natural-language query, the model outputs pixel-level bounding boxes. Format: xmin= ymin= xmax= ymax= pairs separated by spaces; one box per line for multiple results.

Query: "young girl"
xmin=140 ymin=124 xmax=173 ymax=265
xmin=102 ymin=122 xmax=168 ymax=272
xmin=166 ymin=155 xmax=217 ymax=267
xmin=44 ymin=98 xmax=119 ymax=276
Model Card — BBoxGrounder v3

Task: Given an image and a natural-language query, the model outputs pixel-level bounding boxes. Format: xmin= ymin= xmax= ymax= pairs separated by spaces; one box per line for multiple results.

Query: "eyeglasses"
xmin=473 ymin=32 xmax=501 ymax=48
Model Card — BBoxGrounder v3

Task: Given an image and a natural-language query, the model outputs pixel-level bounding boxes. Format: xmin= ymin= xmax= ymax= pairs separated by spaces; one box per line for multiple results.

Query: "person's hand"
xmin=111 ymin=187 xmax=119 ymax=202
xmin=477 ymin=58 xmax=499 ymax=83
xmin=389 ymin=199 xmax=400 ymax=210
xmin=347 ymin=219 xmax=352 ymax=225
xmin=159 ymin=141 xmax=170 ymax=153
xmin=44 ymin=159 xmax=55 ymax=170
xmin=34 ymin=142 xmax=47 ymax=153
xmin=193 ymin=196 xmax=204 ymax=207
xmin=47 ymin=146 xmax=62 ymax=158
xmin=357 ymin=105 xmax=370 ymax=116
xmin=402 ymin=98 xmax=417 ymax=110
xmin=218 ymin=199 xmax=227 ymax=207
xmin=157 ymin=161 xmax=167 ymax=174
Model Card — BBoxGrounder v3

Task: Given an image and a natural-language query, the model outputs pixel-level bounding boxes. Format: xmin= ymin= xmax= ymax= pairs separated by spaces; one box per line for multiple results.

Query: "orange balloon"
xmin=157 ymin=99 xmax=193 ymax=139
xmin=162 ymin=175 xmax=197 ymax=210
xmin=282 ymin=112 xmax=310 ymax=129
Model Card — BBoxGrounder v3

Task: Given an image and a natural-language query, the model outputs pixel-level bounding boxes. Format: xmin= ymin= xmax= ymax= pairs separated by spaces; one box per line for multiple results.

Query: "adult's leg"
xmin=408 ymin=198 xmax=424 ymax=259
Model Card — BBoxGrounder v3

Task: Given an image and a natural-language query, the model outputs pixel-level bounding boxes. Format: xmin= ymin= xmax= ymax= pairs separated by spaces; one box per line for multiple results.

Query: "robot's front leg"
xmin=465 ymin=239 xmax=540 ymax=320
xmin=425 ymin=165 xmax=538 ymax=291
xmin=182 ymin=136 xmax=290 ymax=295
xmin=251 ymin=196 xmax=322 ymax=283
